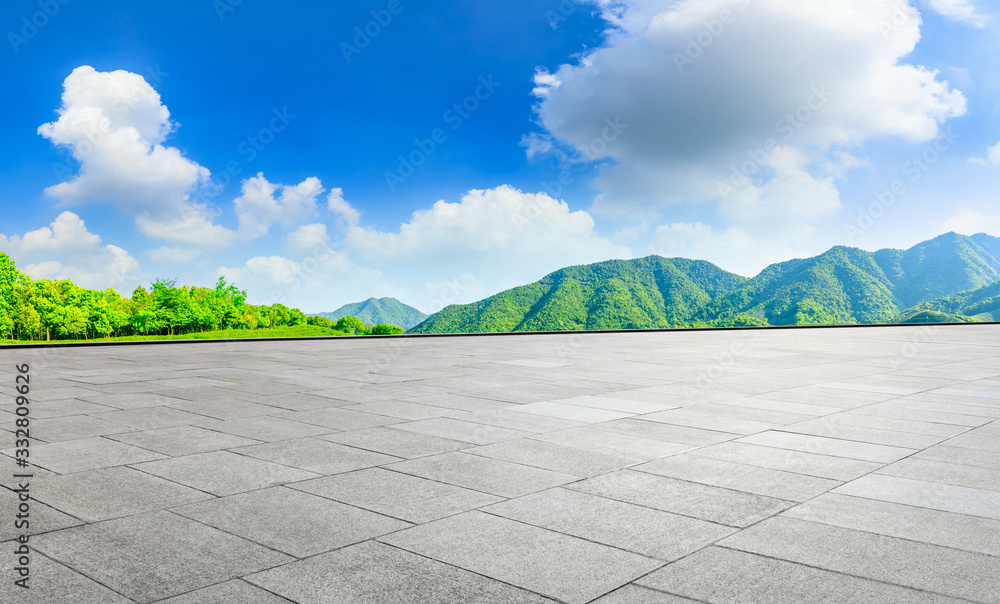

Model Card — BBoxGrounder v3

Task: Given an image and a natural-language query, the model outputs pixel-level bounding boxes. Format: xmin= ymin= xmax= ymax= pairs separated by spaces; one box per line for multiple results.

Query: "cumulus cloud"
xmin=0 ymin=212 xmax=144 ymax=290
xmin=38 ymin=66 xmax=210 ymax=217
xmin=925 ymin=0 xmax=989 ymax=27
xmin=326 ymin=188 xmax=361 ymax=226
xmin=234 ymin=174 xmax=325 ymax=238
xmin=342 ymin=185 xmax=631 ymax=300
xmin=532 ymin=0 xmax=966 ymax=217
xmin=989 ymin=142 xmax=1000 ymax=166
xmin=286 ymin=223 xmax=330 ymax=256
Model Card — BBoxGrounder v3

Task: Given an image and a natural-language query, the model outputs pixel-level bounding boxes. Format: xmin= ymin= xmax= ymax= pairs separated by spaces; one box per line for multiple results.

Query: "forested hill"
xmin=408 ymin=256 xmax=753 ymax=334
xmin=897 ymin=279 xmax=1000 ymax=323
xmin=409 ymin=232 xmax=1000 ymax=333
xmin=315 ymin=297 xmax=427 ymax=330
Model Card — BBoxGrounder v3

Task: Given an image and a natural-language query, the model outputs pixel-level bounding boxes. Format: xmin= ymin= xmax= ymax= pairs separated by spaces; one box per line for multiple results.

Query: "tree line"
xmin=0 ymin=252 xmax=400 ymax=341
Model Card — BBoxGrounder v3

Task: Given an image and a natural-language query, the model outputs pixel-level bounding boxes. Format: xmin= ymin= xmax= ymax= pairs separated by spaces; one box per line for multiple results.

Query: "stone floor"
xmin=1 ymin=324 xmax=999 ymax=603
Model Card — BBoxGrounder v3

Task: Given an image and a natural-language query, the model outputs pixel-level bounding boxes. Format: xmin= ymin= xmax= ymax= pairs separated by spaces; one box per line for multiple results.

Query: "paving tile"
xmin=850 ymin=403 xmax=992 ymax=427
xmin=387 ymin=451 xmax=578 ymax=498
xmin=878 ymin=457 xmax=1000 ymax=491
xmin=273 ymin=407 xmax=402 ymax=431
xmin=0 ymin=397 xmax=115 ymax=419
xmin=30 ymin=466 xmax=211 ymax=522
xmin=235 ymin=391 xmax=345 ymax=411
xmin=784 ymin=493 xmax=1000 ymax=557
xmin=292 ymin=467 xmax=502 ymax=523
xmin=637 ymin=546 xmax=965 ymax=604
xmin=196 ymin=416 xmax=333 ymax=441
xmin=402 ymin=392 xmax=516 ymax=413
xmin=131 ymin=451 xmax=320 ymax=496
xmin=76 ymin=392 xmax=192 ymax=409
xmin=688 ymin=441 xmax=882 ymax=481
xmin=457 ymin=408 xmax=586 ymax=433
xmin=719 ymin=516 xmax=1000 ymax=603
xmin=155 ymin=579 xmax=294 ymax=603
xmin=484 ymin=487 xmax=735 ymax=560
xmin=777 ymin=417 xmax=948 ymax=449
xmin=569 ymin=469 xmax=791 ymax=528
xmin=913 ymin=444 xmax=1000 ymax=470
xmin=4 ymin=437 xmax=166 ymax=474
xmin=29 ymin=415 xmax=133 ymax=442
xmin=590 ymin=585 xmax=700 ymax=604
xmin=531 ymin=426 xmax=693 ymax=461
xmin=173 ymin=486 xmax=409 ymax=557
xmin=640 ymin=408 xmax=777 ymax=435
xmin=246 ymin=540 xmax=558 ymax=603
xmin=553 ymin=395 xmax=677 ymax=414
xmin=319 ymin=426 xmax=470 ymax=458
xmin=942 ymin=430 xmax=1000 ymax=452
xmin=594 ymin=418 xmax=739 ymax=446
xmin=511 ymin=401 xmax=634 ymax=423
xmin=737 ymin=431 xmax=916 ymax=463
xmin=833 ymin=473 xmax=1000 ymax=519
xmin=468 ymin=438 xmax=642 ymax=477
xmin=163 ymin=397 xmax=280 ymax=420
xmin=233 ymin=437 xmax=399 ymax=475
xmin=105 ymin=425 xmax=261 ymax=456
xmin=341 ymin=400 xmax=460 ymax=420
xmin=380 ymin=511 xmax=663 ymax=604
xmin=1 ymin=551 xmax=134 ymax=604
xmin=635 ymin=454 xmax=840 ymax=501
xmin=392 ymin=417 xmax=532 ymax=445
xmin=33 ymin=510 xmax=289 ymax=603
xmin=148 ymin=386 xmax=247 ymax=402
xmin=91 ymin=406 xmax=211 ymax=431
xmin=0 ymin=487 xmax=81 ymax=540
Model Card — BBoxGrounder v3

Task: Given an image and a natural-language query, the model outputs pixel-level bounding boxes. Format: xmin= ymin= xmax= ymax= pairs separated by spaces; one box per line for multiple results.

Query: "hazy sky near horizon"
xmin=1 ymin=0 xmax=998 ymax=313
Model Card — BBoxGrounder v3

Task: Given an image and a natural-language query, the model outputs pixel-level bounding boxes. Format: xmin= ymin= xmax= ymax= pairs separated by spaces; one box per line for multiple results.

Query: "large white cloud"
xmin=234 ymin=174 xmax=325 ymax=238
xmin=0 ymin=212 xmax=144 ymax=291
xmin=532 ymin=0 xmax=967 ymax=218
xmin=341 ymin=185 xmax=632 ymax=302
xmin=38 ymin=66 xmax=210 ymax=217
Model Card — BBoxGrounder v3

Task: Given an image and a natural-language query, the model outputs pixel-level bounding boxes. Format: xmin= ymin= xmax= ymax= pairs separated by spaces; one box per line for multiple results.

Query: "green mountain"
xmin=896 ymin=279 xmax=1000 ymax=323
xmin=408 ymin=256 xmax=752 ymax=334
xmin=410 ymin=232 xmax=1000 ymax=333
xmin=315 ymin=297 xmax=427 ymax=330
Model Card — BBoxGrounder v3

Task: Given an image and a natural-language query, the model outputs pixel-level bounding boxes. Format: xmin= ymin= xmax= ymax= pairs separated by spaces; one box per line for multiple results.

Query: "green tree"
xmin=335 ymin=316 xmax=370 ymax=335
xmin=370 ymin=323 xmax=404 ymax=335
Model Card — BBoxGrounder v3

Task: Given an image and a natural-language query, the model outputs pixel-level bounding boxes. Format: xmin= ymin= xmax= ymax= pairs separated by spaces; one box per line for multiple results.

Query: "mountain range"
xmin=314 ymin=297 xmax=427 ymax=330
xmin=409 ymin=232 xmax=1000 ymax=334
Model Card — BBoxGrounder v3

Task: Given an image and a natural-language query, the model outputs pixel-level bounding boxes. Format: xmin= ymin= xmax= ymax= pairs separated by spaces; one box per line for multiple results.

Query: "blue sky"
xmin=1 ymin=0 xmax=998 ymax=314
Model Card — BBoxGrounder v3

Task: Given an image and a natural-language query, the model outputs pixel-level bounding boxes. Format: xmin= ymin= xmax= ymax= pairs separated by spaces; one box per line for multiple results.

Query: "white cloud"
xmin=989 ymin=142 xmax=1000 ymax=166
xmin=342 ymin=185 xmax=631 ymax=301
xmin=0 ymin=212 xmax=144 ymax=291
xmin=326 ymin=188 xmax=361 ymax=226
xmin=38 ymin=66 xmax=210 ymax=219
xmin=234 ymin=173 xmax=325 ymax=238
xmin=925 ymin=0 xmax=988 ymax=27
xmin=532 ymin=0 xmax=967 ymax=219
xmin=643 ymin=221 xmax=802 ymax=277
xmin=286 ymin=223 xmax=330 ymax=256
xmin=217 ymin=251 xmax=399 ymax=313
xmin=940 ymin=207 xmax=1000 ymax=236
